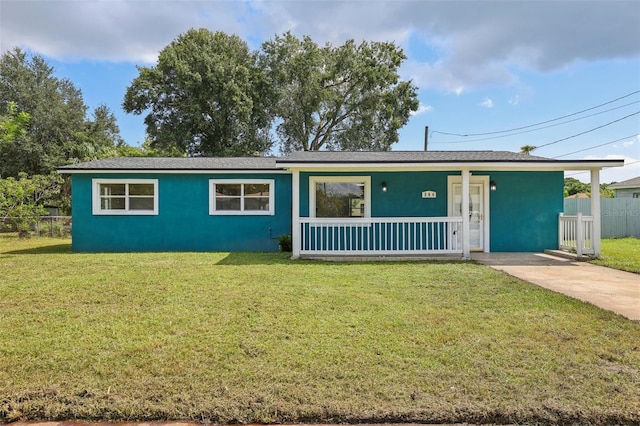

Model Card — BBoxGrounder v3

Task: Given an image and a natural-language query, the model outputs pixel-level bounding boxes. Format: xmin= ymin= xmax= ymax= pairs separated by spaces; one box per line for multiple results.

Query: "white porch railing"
xmin=299 ymin=217 xmax=463 ymax=256
xmin=558 ymin=213 xmax=594 ymax=257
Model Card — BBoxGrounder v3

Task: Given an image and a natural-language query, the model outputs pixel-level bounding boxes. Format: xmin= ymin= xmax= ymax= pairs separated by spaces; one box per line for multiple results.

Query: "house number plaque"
xmin=422 ymin=191 xmax=436 ymax=198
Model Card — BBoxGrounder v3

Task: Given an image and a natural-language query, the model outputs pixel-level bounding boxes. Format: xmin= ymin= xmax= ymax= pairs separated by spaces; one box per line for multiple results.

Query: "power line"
xmin=536 ymin=111 xmax=640 ymax=150
xmin=553 ymin=134 xmax=639 ymax=158
xmin=432 ymin=89 xmax=640 ymax=138
xmin=430 ymin=100 xmax=640 ymax=145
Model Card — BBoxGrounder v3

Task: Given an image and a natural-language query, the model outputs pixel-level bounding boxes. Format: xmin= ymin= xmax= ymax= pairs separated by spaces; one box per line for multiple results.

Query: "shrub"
xmin=278 ymin=234 xmax=292 ymax=252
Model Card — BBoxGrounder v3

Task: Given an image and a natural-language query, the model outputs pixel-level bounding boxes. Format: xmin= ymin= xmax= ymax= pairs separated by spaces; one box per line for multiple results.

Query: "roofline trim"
xmin=57 ymin=168 xmax=290 ymax=175
xmin=276 ymin=160 xmax=625 ymax=171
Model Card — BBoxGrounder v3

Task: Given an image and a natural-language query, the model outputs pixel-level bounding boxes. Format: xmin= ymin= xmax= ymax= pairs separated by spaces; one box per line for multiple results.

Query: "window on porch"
xmin=309 ymin=176 xmax=371 ymax=218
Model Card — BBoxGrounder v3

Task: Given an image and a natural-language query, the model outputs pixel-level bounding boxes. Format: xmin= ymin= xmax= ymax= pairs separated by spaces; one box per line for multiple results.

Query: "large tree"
xmin=123 ymin=29 xmax=274 ymax=157
xmin=261 ymin=33 xmax=419 ymax=153
xmin=0 ymin=48 xmax=124 ymax=177
xmin=124 ymin=30 xmax=419 ymax=156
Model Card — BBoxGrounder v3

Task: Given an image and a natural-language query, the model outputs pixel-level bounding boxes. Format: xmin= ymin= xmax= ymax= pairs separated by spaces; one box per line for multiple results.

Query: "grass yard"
xmin=590 ymin=237 xmax=640 ymax=274
xmin=1 ymin=234 xmax=639 ymax=425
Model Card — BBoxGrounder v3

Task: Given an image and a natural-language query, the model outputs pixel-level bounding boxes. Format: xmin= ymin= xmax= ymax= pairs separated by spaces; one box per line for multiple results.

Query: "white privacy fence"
xmin=558 ymin=213 xmax=594 ymax=257
xmin=299 ymin=217 xmax=463 ymax=255
xmin=564 ymin=198 xmax=640 ymax=238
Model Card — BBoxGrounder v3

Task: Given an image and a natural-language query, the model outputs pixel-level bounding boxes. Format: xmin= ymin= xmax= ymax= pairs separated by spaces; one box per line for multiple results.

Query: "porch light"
xmin=490 ymin=180 xmax=497 ymax=191
xmin=381 ymin=181 xmax=388 ymax=192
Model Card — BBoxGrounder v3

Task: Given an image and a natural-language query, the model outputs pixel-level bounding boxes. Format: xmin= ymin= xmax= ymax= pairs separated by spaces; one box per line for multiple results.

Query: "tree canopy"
xmin=261 ymin=32 xmax=419 ymax=153
xmin=563 ymin=177 xmax=614 ymax=198
xmin=0 ymin=102 xmax=30 ymax=144
xmin=124 ymin=29 xmax=419 ymax=156
xmin=123 ymin=29 xmax=274 ymax=157
xmin=0 ymin=48 xmax=125 ymax=177
xmin=0 ymin=48 xmax=128 ymax=218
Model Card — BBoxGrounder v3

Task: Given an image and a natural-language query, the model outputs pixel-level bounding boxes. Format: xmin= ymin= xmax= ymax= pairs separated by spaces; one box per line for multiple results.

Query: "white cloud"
xmin=410 ymin=103 xmax=433 ymax=116
xmin=1 ymin=0 xmax=638 ymax=89
xmin=480 ymin=98 xmax=494 ymax=108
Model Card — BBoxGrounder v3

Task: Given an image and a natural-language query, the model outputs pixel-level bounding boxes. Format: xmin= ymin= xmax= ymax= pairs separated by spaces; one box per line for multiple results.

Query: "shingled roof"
xmin=58 ymin=151 xmax=624 ymax=172
xmin=58 ymin=156 xmax=279 ymax=171
xmin=609 ymin=176 xmax=640 ymax=189
xmin=277 ymin=150 xmax=554 ymax=163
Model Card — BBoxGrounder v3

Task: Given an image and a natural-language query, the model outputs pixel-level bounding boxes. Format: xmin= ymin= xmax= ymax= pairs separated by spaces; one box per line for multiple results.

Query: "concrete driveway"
xmin=472 ymin=252 xmax=640 ymax=321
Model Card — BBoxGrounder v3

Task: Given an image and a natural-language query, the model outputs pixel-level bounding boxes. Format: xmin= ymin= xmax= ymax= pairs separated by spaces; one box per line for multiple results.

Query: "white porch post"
xmin=291 ymin=169 xmax=301 ymax=259
xmin=590 ymin=168 xmax=601 ymax=257
xmin=462 ymin=169 xmax=471 ymax=259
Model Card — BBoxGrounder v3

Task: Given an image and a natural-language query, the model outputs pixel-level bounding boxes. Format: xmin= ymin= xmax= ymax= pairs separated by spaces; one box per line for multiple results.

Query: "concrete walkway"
xmin=472 ymin=252 xmax=640 ymax=321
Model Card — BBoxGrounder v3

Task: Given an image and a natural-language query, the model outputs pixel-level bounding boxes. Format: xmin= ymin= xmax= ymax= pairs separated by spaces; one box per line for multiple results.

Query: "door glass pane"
xmin=453 ymin=185 xmax=462 ymax=216
xmin=316 ymin=182 xmax=364 ymax=218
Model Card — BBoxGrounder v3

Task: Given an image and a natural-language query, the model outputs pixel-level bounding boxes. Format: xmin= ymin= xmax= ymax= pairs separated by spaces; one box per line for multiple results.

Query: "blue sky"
xmin=1 ymin=0 xmax=639 ymax=182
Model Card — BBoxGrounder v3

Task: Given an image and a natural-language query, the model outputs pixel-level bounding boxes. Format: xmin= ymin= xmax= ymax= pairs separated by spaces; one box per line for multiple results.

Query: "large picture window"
xmin=209 ymin=179 xmax=274 ymax=215
xmin=309 ymin=176 xmax=370 ymax=218
xmin=92 ymin=179 xmax=158 ymax=215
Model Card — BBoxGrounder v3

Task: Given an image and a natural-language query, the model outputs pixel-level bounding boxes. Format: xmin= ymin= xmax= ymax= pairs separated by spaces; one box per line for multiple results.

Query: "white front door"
xmin=448 ymin=176 xmax=490 ymax=252
xmin=452 ymin=183 xmax=483 ymax=250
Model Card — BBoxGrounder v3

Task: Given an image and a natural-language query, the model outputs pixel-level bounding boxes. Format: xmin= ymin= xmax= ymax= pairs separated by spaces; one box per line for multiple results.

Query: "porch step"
xmin=544 ymin=249 xmax=594 ymax=262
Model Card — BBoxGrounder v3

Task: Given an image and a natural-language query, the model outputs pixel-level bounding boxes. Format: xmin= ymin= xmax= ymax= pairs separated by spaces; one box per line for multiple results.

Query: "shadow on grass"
xmin=214 ymin=252 xmax=467 ymax=266
xmin=214 ymin=251 xmax=296 ymax=265
xmin=4 ymin=243 xmax=72 ymax=255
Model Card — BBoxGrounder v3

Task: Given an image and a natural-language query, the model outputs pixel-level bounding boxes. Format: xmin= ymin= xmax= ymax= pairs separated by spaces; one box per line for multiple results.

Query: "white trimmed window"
xmin=92 ymin=179 xmax=158 ymax=215
xmin=309 ymin=176 xmax=371 ymax=218
xmin=209 ymin=179 xmax=274 ymax=215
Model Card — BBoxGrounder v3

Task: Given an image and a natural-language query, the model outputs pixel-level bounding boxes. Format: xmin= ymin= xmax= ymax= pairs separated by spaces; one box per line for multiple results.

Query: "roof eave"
xmin=57 ymin=168 xmax=287 ymax=174
xmin=276 ymin=160 xmax=625 ymax=171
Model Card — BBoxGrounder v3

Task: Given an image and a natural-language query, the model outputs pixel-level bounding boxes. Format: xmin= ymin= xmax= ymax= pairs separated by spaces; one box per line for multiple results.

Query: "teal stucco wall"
xmin=71 ymin=173 xmax=292 ymax=252
xmin=300 ymin=171 xmax=451 ymax=218
xmin=299 ymin=170 xmax=563 ymax=252
xmin=71 ymin=169 xmax=562 ymax=253
xmin=483 ymin=171 xmax=564 ymax=252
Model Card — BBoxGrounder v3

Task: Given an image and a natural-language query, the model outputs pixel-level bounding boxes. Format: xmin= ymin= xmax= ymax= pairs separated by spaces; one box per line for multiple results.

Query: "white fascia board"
xmin=58 ymin=169 xmax=291 ymax=175
xmin=279 ymin=160 xmax=624 ymax=172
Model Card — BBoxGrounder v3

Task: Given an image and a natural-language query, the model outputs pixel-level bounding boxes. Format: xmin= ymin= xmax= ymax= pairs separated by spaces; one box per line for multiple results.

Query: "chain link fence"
xmin=1 ymin=216 xmax=72 ymax=237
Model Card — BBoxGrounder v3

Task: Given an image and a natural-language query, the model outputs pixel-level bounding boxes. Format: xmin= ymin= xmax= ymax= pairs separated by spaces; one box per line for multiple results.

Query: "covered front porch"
xmin=276 ymin=151 xmax=623 ymax=260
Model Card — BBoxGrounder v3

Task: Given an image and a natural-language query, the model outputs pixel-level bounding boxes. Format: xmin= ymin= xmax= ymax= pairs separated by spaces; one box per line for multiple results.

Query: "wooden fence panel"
xmin=564 ymin=198 xmax=640 ymax=238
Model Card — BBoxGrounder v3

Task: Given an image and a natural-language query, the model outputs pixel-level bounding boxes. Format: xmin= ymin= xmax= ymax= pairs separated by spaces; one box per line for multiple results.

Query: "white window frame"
xmin=209 ymin=179 xmax=275 ymax=215
xmin=309 ymin=176 xmax=371 ymax=218
xmin=92 ymin=178 xmax=159 ymax=215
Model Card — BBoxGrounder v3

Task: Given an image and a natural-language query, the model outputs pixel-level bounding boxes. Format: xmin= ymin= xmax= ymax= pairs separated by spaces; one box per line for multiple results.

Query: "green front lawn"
xmin=1 ymin=234 xmax=639 ymax=424
xmin=591 ymin=237 xmax=640 ymax=274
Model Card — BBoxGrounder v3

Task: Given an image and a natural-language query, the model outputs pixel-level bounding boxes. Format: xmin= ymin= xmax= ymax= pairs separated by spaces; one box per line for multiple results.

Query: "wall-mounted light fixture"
xmin=381 ymin=181 xmax=388 ymax=192
xmin=490 ymin=180 xmax=497 ymax=191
